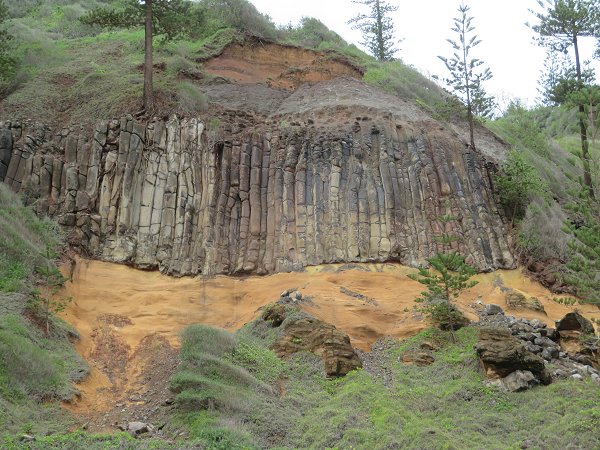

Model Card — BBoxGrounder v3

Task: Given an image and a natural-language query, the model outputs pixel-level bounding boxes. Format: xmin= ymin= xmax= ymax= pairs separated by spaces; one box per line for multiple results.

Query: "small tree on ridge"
xmin=81 ymin=0 xmax=197 ymax=114
xmin=409 ymin=214 xmax=478 ymax=342
xmin=438 ymin=2 xmax=495 ymax=149
xmin=347 ymin=0 xmax=400 ymax=61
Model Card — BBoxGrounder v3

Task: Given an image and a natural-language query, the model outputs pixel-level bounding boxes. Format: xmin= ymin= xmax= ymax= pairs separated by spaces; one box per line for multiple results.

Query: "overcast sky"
xmin=249 ymin=0 xmax=599 ymax=109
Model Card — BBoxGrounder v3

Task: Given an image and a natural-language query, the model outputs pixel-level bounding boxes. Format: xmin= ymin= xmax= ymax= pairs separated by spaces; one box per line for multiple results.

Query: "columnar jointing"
xmin=0 ymin=117 xmax=515 ymax=275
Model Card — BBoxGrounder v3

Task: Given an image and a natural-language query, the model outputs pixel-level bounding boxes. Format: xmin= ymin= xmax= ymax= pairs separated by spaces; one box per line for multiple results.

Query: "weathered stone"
xmin=505 ymin=291 xmax=545 ymax=313
xmin=556 ymin=312 xmax=595 ymax=335
xmin=271 ymin=312 xmax=362 ymax=377
xmin=484 ymin=304 xmax=504 ymax=316
xmin=510 ymin=322 xmax=534 ymax=334
xmin=501 ymin=370 xmax=539 ymax=392
xmin=262 ymin=304 xmax=286 ymax=328
xmin=534 ymin=336 xmax=558 ymax=348
xmin=475 ymin=327 xmax=551 ymax=384
xmin=401 ymin=351 xmax=435 ymax=366
xmin=128 ymin=421 xmax=149 ymax=437
xmin=538 ymin=327 xmax=558 ymax=341
xmin=541 ymin=347 xmax=559 ymax=361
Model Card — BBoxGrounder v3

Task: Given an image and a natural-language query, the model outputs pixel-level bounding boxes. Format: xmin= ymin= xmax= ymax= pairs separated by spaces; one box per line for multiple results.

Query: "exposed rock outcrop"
xmin=475 ymin=327 xmax=551 ymax=386
xmin=260 ymin=303 xmax=362 ymax=377
xmin=476 ymin=309 xmax=600 ymax=390
xmin=272 ymin=314 xmax=363 ymax=377
xmin=0 ymin=78 xmax=515 ymax=275
xmin=556 ymin=312 xmax=595 ymax=335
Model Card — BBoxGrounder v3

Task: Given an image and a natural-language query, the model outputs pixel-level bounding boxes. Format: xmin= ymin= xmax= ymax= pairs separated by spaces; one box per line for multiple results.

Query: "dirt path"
xmin=59 ymin=257 xmax=600 ymax=431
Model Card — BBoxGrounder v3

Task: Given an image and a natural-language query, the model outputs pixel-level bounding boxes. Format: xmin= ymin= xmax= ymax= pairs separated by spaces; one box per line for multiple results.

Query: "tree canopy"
xmin=530 ymin=0 xmax=600 ymax=199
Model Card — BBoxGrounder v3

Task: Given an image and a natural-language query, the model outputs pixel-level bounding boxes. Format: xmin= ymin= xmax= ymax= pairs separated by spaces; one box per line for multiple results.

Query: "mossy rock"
xmin=505 ymin=291 xmax=545 ymax=313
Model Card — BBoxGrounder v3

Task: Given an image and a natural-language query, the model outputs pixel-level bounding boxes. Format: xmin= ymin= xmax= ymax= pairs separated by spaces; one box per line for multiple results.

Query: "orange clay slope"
xmin=60 ymin=257 xmax=600 ymax=415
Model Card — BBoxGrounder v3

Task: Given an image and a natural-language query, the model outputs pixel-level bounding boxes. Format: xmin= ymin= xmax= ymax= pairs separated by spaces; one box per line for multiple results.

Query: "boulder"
xmin=505 ymin=291 xmax=545 ymax=313
xmin=510 ymin=322 xmax=534 ymax=334
xmin=541 ymin=347 xmax=559 ymax=361
xmin=533 ymin=336 xmax=558 ymax=348
xmin=262 ymin=304 xmax=286 ymax=327
xmin=128 ymin=422 xmax=149 ymax=437
xmin=556 ymin=312 xmax=595 ymax=335
xmin=475 ymin=327 xmax=551 ymax=385
xmin=272 ymin=314 xmax=362 ymax=377
xmin=401 ymin=351 xmax=435 ymax=366
xmin=501 ymin=370 xmax=539 ymax=392
xmin=529 ymin=319 xmax=546 ymax=329
xmin=538 ymin=327 xmax=558 ymax=341
xmin=484 ymin=304 xmax=504 ymax=316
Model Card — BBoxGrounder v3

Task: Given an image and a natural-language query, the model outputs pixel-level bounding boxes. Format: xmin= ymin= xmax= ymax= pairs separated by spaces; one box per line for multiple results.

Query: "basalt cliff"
xmin=0 ymin=75 xmax=515 ymax=276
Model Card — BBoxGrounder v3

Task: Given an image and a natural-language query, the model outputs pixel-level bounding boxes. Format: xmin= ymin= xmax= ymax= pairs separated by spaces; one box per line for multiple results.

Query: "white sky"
xmin=249 ymin=0 xmax=600 ymax=109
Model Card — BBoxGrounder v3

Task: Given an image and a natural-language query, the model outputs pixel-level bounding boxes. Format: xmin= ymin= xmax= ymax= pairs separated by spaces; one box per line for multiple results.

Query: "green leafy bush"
xmin=495 ymin=149 xmax=548 ymax=223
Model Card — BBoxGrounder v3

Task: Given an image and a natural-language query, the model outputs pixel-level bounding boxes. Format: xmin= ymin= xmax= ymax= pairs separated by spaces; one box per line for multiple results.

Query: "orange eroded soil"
xmin=204 ymin=42 xmax=363 ymax=90
xmin=59 ymin=257 xmax=600 ymax=428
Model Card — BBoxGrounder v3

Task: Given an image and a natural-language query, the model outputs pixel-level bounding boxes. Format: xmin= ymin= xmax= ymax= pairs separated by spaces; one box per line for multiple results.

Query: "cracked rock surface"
xmin=0 ymin=78 xmax=515 ymax=275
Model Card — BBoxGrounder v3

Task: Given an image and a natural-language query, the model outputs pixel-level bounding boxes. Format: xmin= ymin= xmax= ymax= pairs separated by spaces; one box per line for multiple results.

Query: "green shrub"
xmin=180 ymin=324 xmax=237 ymax=359
xmin=226 ymin=340 xmax=283 ymax=383
xmin=200 ymin=0 xmax=277 ymax=40
xmin=282 ymin=17 xmax=346 ymax=50
xmin=0 ymin=184 xmax=61 ymax=294
xmin=495 ymin=149 xmax=548 ymax=223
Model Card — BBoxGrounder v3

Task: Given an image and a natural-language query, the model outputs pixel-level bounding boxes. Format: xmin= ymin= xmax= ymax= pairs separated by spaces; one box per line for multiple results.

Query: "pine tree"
xmin=538 ymin=51 xmax=596 ymax=105
xmin=81 ymin=0 xmax=197 ymax=113
xmin=438 ymin=3 xmax=495 ymax=150
xmin=530 ymin=0 xmax=600 ymax=199
xmin=408 ymin=214 xmax=478 ymax=342
xmin=347 ymin=0 xmax=400 ymax=61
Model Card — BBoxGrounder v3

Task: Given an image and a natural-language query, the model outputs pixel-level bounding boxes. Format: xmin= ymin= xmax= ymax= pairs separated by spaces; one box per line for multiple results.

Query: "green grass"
xmin=165 ymin=318 xmax=600 ymax=450
xmin=0 ymin=185 xmax=88 ymax=436
xmin=1 ymin=0 xmax=447 ymax=126
xmin=0 ymin=430 xmax=177 ymax=449
xmin=0 ymin=184 xmax=61 ymax=293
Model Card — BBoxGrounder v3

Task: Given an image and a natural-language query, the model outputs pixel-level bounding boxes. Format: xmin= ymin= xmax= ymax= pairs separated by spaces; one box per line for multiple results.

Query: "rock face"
xmin=0 ymin=78 xmax=515 ymax=275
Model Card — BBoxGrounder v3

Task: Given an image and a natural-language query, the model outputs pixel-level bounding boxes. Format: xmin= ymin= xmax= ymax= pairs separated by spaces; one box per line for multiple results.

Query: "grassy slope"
xmin=0 ymin=0 xmax=446 ymax=126
xmin=92 ymin=320 xmax=600 ymax=449
xmin=2 ymin=317 xmax=599 ymax=449
xmin=0 ymin=184 xmax=87 ymax=437
xmin=489 ymin=102 xmax=600 ymax=300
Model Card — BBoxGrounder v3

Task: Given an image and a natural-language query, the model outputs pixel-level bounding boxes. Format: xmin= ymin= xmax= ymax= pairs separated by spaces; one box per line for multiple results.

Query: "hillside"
xmin=0 ymin=0 xmax=444 ymax=127
xmin=0 ymin=0 xmax=600 ymax=449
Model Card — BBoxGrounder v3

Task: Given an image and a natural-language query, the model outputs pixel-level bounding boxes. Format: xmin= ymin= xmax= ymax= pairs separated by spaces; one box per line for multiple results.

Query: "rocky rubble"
xmin=476 ymin=306 xmax=599 ymax=391
xmin=0 ymin=77 xmax=515 ymax=275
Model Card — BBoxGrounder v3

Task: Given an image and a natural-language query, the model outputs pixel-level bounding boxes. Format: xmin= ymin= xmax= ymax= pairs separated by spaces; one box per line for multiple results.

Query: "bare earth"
xmin=59 ymin=257 xmax=600 ymax=431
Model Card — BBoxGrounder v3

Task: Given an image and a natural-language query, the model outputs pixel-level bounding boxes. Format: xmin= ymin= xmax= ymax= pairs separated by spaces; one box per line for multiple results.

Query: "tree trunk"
xmin=573 ymin=34 xmax=595 ymax=199
xmin=375 ymin=0 xmax=384 ymax=61
xmin=143 ymin=0 xmax=153 ymax=113
xmin=460 ymin=14 xmax=475 ymax=150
